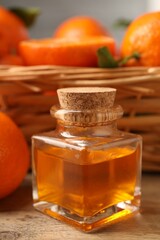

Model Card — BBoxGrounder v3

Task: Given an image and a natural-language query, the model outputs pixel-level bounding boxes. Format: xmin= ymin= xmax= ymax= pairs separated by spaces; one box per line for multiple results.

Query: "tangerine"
xmin=0 ymin=6 xmax=29 ymax=54
xmin=121 ymin=11 xmax=160 ymax=66
xmin=53 ymin=16 xmax=109 ymax=40
xmin=0 ymin=24 xmax=10 ymax=57
xmin=0 ymin=112 xmax=30 ymax=199
xmin=19 ymin=36 xmax=115 ymax=67
xmin=0 ymin=54 xmax=24 ymax=65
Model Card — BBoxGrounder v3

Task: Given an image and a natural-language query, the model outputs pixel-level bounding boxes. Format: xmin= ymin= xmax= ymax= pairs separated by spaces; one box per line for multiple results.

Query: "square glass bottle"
xmin=32 ymin=87 xmax=142 ymax=232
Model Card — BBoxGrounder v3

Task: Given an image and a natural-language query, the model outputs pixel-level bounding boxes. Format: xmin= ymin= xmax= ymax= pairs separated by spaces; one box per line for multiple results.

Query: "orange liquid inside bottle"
xmin=34 ymin=142 xmax=140 ymax=216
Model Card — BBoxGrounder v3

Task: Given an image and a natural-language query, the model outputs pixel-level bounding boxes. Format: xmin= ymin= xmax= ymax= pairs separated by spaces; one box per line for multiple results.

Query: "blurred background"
xmin=1 ymin=0 xmax=160 ymax=44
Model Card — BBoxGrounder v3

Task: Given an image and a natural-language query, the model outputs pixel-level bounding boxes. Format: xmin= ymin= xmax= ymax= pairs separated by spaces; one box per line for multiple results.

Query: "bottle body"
xmin=32 ymin=124 xmax=142 ymax=232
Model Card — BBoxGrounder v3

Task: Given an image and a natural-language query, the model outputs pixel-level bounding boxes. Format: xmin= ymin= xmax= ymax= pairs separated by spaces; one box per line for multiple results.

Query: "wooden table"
xmin=0 ymin=174 xmax=160 ymax=240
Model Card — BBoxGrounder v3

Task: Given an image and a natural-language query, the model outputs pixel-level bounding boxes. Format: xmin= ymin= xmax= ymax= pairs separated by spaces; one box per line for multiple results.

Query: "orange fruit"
xmin=19 ymin=36 xmax=115 ymax=67
xmin=0 ymin=24 xmax=10 ymax=57
xmin=0 ymin=54 xmax=24 ymax=65
xmin=53 ymin=16 xmax=109 ymax=40
xmin=121 ymin=11 xmax=160 ymax=66
xmin=0 ymin=6 xmax=29 ymax=54
xmin=0 ymin=112 xmax=30 ymax=199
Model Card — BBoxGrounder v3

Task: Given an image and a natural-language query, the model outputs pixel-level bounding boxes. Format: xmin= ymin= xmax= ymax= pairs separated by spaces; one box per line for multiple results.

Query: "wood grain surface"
xmin=0 ymin=174 xmax=160 ymax=240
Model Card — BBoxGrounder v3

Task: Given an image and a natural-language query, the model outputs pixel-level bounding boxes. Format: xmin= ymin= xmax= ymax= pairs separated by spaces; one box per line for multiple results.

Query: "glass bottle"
xmin=32 ymin=87 xmax=142 ymax=232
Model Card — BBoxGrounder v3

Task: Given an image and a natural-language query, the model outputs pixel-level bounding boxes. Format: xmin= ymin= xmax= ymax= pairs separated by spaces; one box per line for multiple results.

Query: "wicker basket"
xmin=0 ymin=65 xmax=160 ymax=172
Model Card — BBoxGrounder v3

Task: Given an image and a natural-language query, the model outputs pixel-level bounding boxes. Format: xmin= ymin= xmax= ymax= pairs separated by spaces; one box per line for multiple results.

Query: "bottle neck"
xmin=56 ymin=120 xmax=118 ymax=138
xmin=51 ymin=105 xmax=123 ymax=127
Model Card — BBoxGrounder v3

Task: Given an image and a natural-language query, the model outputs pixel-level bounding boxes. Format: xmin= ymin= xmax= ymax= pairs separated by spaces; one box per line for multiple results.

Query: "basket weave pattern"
xmin=0 ymin=65 xmax=160 ymax=172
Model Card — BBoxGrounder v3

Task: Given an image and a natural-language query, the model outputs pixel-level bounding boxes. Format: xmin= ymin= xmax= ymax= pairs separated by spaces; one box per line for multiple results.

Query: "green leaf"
xmin=9 ymin=7 xmax=40 ymax=28
xmin=97 ymin=47 xmax=118 ymax=68
xmin=118 ymin=52 xmax=140 ymax=66
xmin=97 ymin=46 xmax=141 ymax=68
xmin=113 ymin=18 xmax=132 ymax=29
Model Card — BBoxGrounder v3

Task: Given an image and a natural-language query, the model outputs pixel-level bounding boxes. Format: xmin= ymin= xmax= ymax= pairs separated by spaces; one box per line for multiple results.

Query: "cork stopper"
xmin=57 ymin=87 xmax=116 ymax=110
